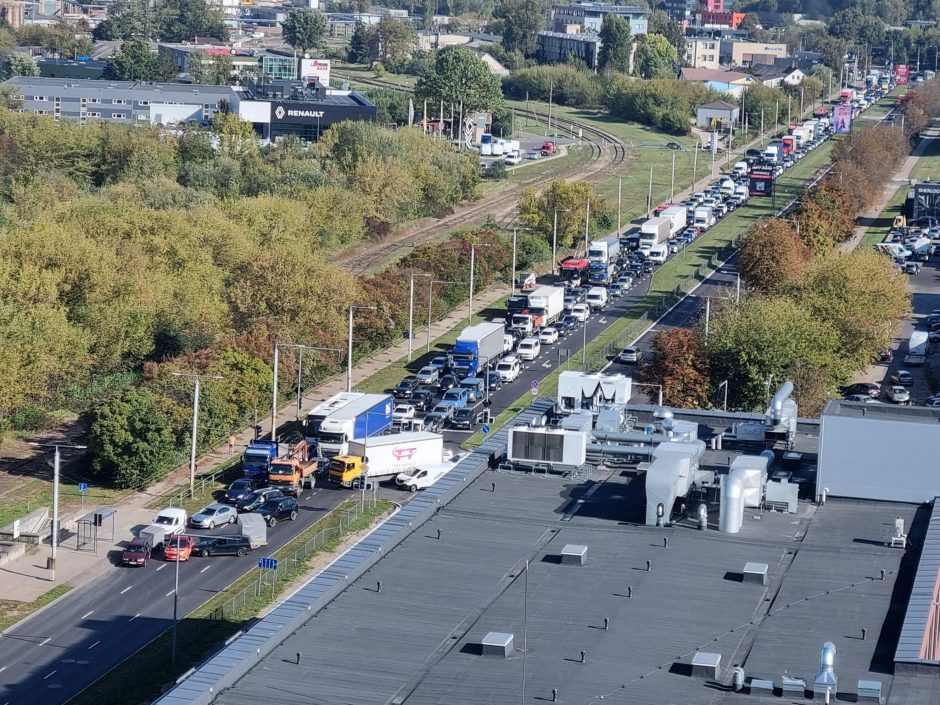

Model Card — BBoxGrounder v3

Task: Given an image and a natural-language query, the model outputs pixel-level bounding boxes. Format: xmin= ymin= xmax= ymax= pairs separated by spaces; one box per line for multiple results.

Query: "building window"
xmin=138 ymin=100 xmax=150 ymax=106
xmin=112 ymin=98 xmax=127 ymax=105
xmin=34 ymin=95 xmax=47 ymax=101
xmin=88 ymin=97 xmax=100 ymax=104
xmin=112 ymin=112 xmax=126 ymax=119
xmin=87 ymin=112 xmax=100 ymax=117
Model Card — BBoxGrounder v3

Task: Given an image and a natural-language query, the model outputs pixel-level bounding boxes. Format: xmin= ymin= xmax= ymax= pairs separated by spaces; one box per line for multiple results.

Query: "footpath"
xmin=0 ymin=285 xmax=509 ymax=604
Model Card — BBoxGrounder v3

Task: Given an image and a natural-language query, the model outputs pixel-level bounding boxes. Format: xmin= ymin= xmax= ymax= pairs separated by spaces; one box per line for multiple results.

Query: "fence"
xmin=206 ymin=496 xmax=379 ymax=622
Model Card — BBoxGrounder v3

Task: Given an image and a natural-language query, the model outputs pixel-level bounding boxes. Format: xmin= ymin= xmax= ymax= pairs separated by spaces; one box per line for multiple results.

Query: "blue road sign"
xmin=78 ymin=482 xmax=88 ymax=493
xmin=530 ymin=379 xmax=539 ymax=389
xmin=258 ymin=557 xmax=278 ymax=570
xmin=76 ymin=55 xmax=91 ymax=61
xmin=482 ymin=424 xmax=490 ymax=435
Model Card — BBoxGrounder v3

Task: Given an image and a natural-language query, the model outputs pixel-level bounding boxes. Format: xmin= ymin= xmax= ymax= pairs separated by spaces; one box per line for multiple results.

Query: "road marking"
xmin=129 ymin=613 xmax=140 ymax=622
xmin=81 ymin=610 xmax=94 ymax=620
xmin=0 ymin=666 xmax=7 ymax=673
xmin=120 ymin=586 xmax=132 ymax=594
xmin=156 ymin=564 xmax=167 ymax=571
xmin=40 ymin=638 xmax=51 ymax=646
xmin=43 ymin=671 xmax=56 ymax=680
xmin=87 ymin=641 xmax=100 ymax=650
xmin=199 ymin=565 xmax=211 ymax=573
xmin=166 ymin=589 xmax=176 ymax=597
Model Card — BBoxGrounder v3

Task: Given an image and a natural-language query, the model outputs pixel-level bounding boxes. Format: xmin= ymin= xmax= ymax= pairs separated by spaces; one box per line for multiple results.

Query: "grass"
xmin=0 ymin=482 xmax=127 ymax=531
xmin=69 ymin=499 xmax=393 ymax=705
xmin=0 ymin=583 xmax=73 ymax=631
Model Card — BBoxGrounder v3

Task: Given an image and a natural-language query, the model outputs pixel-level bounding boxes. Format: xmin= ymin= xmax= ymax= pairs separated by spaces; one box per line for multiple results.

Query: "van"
xmin=734 ymin=184 xmax=748 ymax=200
xmin=586 ymin=287 xmax=608 ymax=310
xmin=516 ymin=337 xmax=541 ymax=361
xmin=503 ymin=334 xmax=516 ymax=354
xmin=732 ymin=161 xmax=749 ymax=177
xmin=719 ymin=179 xmax=735 ymax=196
xmin=496 ymin=355 xmax=522 ymax=382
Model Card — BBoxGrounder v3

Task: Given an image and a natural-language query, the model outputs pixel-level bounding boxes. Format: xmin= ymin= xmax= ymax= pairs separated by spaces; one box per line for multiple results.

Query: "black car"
xmin=409 ymin=389 xmax=434 ymax=411
xmin=256 ymin=497 xmax=299 ymax=527
xmin=643 ymin=262 xmax=654 ymax=273
xmin=422 ymin=412 xmax=448 ymax=432
xmin=484 ymin=370 xmax=503 ymax=391
xmin=451 ymin=406 xmax=486 ymax=430
xmin=841 ymin=382 xmax=880 ymax=399
xmin=193 ymin=535 xmax=253 ymax=557
xmin=236 ymin=487 xmax=285 ymax=512
xmin=224 ymin=478 xmax=259 ymax=504
xmin=438 ymin=374 xmax=459 ymax=392
xmin=393 ymin=376 xmax=420 ymax=399
xmin=745 ymin=148 xmax=762 ymax=158
xmin=558 ymin=315 xmax=579 ymax=334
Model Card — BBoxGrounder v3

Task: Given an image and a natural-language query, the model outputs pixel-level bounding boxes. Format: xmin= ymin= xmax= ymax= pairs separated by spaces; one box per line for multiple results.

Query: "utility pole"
xmin=468 ymin=243 xmax=491 ymax=324
xmin=28 ymin=442 xmax=86 ymax=581
xmin=617 ymin=176 xmax=622 ymax=235
xmin=407 ymin=273 xmax=430 ymax=362
xmin=647 ymin=164 xmax=654 ymax=217
xmin=172 ymin=372 xmax=223 ymax=497
xmin=670 ymin=151 xmax=676 ymax=203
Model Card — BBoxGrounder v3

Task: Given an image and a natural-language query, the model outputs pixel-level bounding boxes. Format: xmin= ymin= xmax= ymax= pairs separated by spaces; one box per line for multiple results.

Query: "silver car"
xmin=415 ymin=365 xmax=440 ymax=385
xmin=189 ymin=503 xmax=237 ymax=529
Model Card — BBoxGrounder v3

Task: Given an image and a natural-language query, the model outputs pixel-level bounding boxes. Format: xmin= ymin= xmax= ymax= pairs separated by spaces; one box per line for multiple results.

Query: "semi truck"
xmin=587 ymin=236 xmax=621 ymax=286
xmin=559 ymin=257 xmax=589 ymax=286
xmin=304 ymin=392 xmax=367 ymax=450
xmin=452 ymin=322 xmax=505 ymax=377
xmin=764 ymin=141 xmax=785 ymax=163
xmin=242 ymin=439 xmax=280 ymax=480
xmin=639 ymin=217 xmax=671 ymax=252
xmin=328 ymin=432 xmax=445 ymax=487
xmin=267 ymin=439 xmax=319 ymax=495
xmin=138 ymin=507 xmax=187 ymax=550
xmin=510 ymin=285 xmax=564 ymax=335
xmin=316 ymin=393 xmax=394 ymax=457
xmin=659 ymin=206 xmax=688 ymax=237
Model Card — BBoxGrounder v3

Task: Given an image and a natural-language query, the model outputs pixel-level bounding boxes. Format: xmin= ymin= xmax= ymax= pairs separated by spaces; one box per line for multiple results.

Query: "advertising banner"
xmin=748 ymin=165 xmax=774 ymax=197
xmin=895 ymin=64 xmax=910 ymax=85
xmin=832 ymin=104 xmax=853 ymax=134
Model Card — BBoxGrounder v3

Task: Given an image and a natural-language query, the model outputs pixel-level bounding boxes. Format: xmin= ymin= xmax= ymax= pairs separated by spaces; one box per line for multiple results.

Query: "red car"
xmin=540 ymin=141 xmax=555 ymax=156
xmin=164 ymin=534 xmax=196 ymax=562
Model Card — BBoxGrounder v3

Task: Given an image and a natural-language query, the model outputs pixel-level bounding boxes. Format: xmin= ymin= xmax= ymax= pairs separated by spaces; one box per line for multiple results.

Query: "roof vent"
xmin=560 ymin=544 xmax=588 ymax=565
xmin=813 ymin=642 xmax=837 ymax=696
xmin=481 ymin=631 xmax=513 ymax=658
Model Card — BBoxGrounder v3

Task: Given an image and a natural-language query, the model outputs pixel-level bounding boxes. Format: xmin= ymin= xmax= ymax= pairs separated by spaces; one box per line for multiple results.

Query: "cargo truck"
xmin=559 ymin=257 xmax=589 ymax=286
xmin=267 ymin=440 xmax=319 ymax=495
xmin=242 ymin=439 xmax=280 ymax=480
xmin=905 ymin=331 xmax=929 ymax=367
xmin=763 ymin=141 xmax=784 ymax=163
xmin=138 ymin=507 xmax=187 ymax=550
xmin=693 ymin=206 xmax=716 ymax=231
xmin=659 ymin=206 xmax=688 ymax=237
xmin=317 ymin=393 xmax=394 ymax=457
xmin=305 ymin=392 xmax=367 ymax=450
xmin=639 ymin=217 xmax=672 ymax=252
xmin=452 ymin=322 xmax=505 ymax=377
xmin=510 ymin=285 xmax=564 ymax=335
xmin=588 ymin=236 xmax=621 ymax=264
xmin=329 ymin=432 xmax=445 ymax=487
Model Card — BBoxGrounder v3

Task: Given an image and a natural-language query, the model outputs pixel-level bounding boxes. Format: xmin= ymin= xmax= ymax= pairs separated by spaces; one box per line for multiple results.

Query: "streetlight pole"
xmin=718 ymin=380 xmax=729 ymax=412
xmin=428 ymin=280 xmax=462 ymax=352
xmin=552 ymin=208 xmax=569 ymax=276
xmin=347 ymin=306 xmax=377 ymax=393
xmin=275 ymin=343 xmax=343 ymax=420
xmin=617 ymin=176 xmax=623 ymax=234
xmin=647 ymin=164 xmax=654 ymax=217
xmin=28 ymin=442 xmax=86 ymax=580
xmin=670 ymin=151 xmax=676 ymax=204
xmin=468 ymin=242 xmax=491 ymax=324
xmin=408 ymin=273 xmax=430 ymax=362
xmin=172 ymin=372 xmax=223 ymax=497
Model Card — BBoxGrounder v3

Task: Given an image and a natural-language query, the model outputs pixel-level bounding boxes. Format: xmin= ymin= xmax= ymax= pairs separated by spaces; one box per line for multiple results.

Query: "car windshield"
xmin=154 ymin=515 xmax=176 ymax=525
xmin=126 ymin=544 xmax=147 ymax=553
xmin=230 ymin=480 xmax=250 ymax=491
xmin=168 ymin=536 xmax=189 ymax=547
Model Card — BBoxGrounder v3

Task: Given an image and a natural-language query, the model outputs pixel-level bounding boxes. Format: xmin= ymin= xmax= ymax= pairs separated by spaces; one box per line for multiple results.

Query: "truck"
xmin=316 ymin=393 xmax=394 ymax=457
xmin=267 ymin=439 xmax=319 ymax=495
xmin=791 ymin=126 xmax=813 ymax=147
xmin=840 ymin=88 xmax=855 ymax=104
xmin=639 ymin=217 xmax=672 ymax=252
xmin=659 ymin=206 xmax=688 ymax=237
xmin=329 ymin=432 xmax=445 ymax=487
xmin=138 ymin=507 xmax=187 ymax=550
xmin=559 ymin=257 xmax=589 ymax=286
xmin=763 ymin=141 xmax=784 ymax=163
xmin=242 ymin=439 xmax=280 ymax=480
xmin=587 ymin=236 xmax=620 ymax=286
xmin=693 ymin=206 xmax=716 ymax=231
xmin=910 ymin=237 xmax=933 ymax=261
xmin=452 ymin=322 xmax=505 ymax=377
xmin=511 ymin=285 xmax=564 ymax=335
xmin=905 ymin=331 xmax=929 ymax=367
xmin=305 ymin=392 xmax=367 ymax=450
xmin=781 ymin=136 xmax=796 ymax=156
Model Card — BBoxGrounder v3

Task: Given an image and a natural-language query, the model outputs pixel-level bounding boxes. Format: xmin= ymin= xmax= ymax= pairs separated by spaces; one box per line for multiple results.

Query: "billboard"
xmin=299 ymin=58 xmax=331 ymax=86
xmin=832 ymin=104 xmax=853 ymax=134
xmin=748 ymin=165 xmax=774 ymax=197
xmin=895 ymin=64 xmax=910 ymax=85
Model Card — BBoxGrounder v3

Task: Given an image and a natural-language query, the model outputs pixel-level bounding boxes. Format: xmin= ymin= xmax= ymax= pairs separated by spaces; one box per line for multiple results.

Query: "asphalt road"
xmin=0 ymin=482 xmax=411 ymax=705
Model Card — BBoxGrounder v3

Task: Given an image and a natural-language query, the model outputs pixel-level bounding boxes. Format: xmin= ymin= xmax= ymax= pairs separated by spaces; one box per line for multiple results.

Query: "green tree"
xmin=6 ymin=52 xmax=39 ymax=77
xmin=158 ymin=0 xmax=228 ymax=42
xmin=640 ymin=328 xmax=712 ymax=408
xmin=0 ymin=85 xmax=22 ymax=110
xmin=211 ymin=111 xmax=259 ymax=160
xmin=281 ymin=9 xmax=328 ymax=53
xmin=494 ymin=0 xmax=542 ymax=56
xmin=647 ymin=9 xmax=686 ymax=56
xmin=738 ymin=218 xmax=810 ymax=295
xmin=517 ymin=179 xmax=610 ymax=251
xmin=372 ymin=16 xmax=416 ymax=62
xmin=89 ymin=388 xmax=179 ymax=488
xmin=348 ymin=19 xmax=371 ymax=62
xmin=633 ymin=33 xmax=679 ymax=79
xmin=598 ymin=14 xmax=632 ymax=74
xmin=107 ymin=38 xmax=178 ymax=81
xmin=415 ymin=45 xmax=504 ymax=113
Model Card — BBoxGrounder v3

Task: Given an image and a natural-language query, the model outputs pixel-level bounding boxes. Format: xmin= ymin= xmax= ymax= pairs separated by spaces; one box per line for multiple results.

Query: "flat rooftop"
xmin=214 ymin=453 xmax=925 ymax=704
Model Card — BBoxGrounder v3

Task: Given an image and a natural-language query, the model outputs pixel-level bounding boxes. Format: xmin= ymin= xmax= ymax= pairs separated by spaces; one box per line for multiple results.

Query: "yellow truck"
xmin=329 ymin=432 xmax=444 ymax=488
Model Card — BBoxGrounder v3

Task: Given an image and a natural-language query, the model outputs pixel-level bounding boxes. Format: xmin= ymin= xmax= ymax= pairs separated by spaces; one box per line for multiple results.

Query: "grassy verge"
xmin=0 ymin=583 xmax=72 ymax=631
xmin=69 ymin=500 xmax=393 ymax=705
xmin=0 ymin=483 xmax=127 ymax=531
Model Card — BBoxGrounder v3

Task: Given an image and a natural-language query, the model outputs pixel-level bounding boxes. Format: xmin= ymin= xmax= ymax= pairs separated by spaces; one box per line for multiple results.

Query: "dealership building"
xmin=1 ymin=75 xmax=376 ymax=141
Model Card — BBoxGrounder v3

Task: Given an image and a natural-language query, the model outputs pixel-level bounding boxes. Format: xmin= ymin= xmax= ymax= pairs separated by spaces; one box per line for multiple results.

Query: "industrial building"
xmin=905 ymin=179 xmax=940 ymax=222
xmin=154 ymin=374 xmax=940 ymax=705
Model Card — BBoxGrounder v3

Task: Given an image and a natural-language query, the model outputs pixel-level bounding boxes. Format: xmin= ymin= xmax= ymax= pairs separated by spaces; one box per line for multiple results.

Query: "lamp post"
xmin=347 ymin=306 xmax=377 ymax=393
xmin=28 ymin=442 xmax=86 ymax=581
xmin=273 ymin=343 xmax=343 ymax=421
xmin=428 ymin=280 xmax=463 ymax=352
xmin=633 ymin=382 xmax=664 ymax=407
xmin=172 ymin=372 xmax=223 ymax=496
xmin=552 ymin=208 xmax=570 ymax=276
xmin=408 ymin=273 xmax=431 ymax=362
xmin=718 ymin=379 xmax=729 ymax=412
xmin=468 ymin=242 xmax=491 ymax=324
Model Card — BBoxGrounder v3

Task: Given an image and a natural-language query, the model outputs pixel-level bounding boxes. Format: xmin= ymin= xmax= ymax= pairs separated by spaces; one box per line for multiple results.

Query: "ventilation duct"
xmin=719 ymin=474 xmax=744 ymax=533
xmin=813 ymin=642 xmax=838 ymax=695
xmin=768 ymin=381 xmax=794 ymax=424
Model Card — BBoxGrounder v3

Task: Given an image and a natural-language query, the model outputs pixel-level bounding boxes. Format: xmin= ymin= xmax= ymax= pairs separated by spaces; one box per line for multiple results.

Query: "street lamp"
xmin=468 ymin=242 xmax=491 ymax=324
xmin=428 ymin=279 xmax=463 ymax=352
xmin=552 ymin=208 xmax=570 ymax=276
xmin=172 ymin=372 xmax=223 ymax=496
xmin=347 ymin=305 xmax=377 ymax=393
xmin=718 ymin=379 xmax=729 ymax=412
xmin=28 ymin=442 xmax=86 ymax=580
xmin=407 ymin=273 xmax=431 ymax=362
xmin=273 ymin=343 xmax=343 ymax=423
xmin=508 ymin=225 xmax=531 ymax=294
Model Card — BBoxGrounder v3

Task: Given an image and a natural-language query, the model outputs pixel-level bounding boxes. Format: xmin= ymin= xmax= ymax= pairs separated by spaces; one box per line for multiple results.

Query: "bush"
xmin=604 ymin=77 xmax=717 ymax=135
xmin=503 ymin=64 xmax=604 ymax=108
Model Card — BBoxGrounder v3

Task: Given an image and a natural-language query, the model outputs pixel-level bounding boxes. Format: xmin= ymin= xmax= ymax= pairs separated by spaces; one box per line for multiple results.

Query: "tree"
xmin=281 ymin=9 xmax=328 ymax=54
xmin=0 ymin=85 xmax=22 ymax=110
xmin=348 ymin=20 xmax=370 ymax=63
xmin=738 ymin=218 xmax=810 ymax=294
xmin=158 ymin=0 xmax=228 ymax=42
xmin=6 ymin=52 xmax=38 ymax=77
xmin=598 ymin=14 xmax=632 ymax=74
xmin=516 ymin=179 xmax=610 ymax=251
xmin=415 ymin=46 xmax=504 ymax=113
xmin=107 ymin=38 xmax=178 ymax=81
xmin=640 ymin=328 xmax=712 ymax=408
xmin=494 ymin=0 xmax=542 ymax=56
xmin=189 ymin=51 xmax=232 ymax=84
xmin=211 ymin=111 xmax=259 ymax=160
xmin=647 ymin=9 xmax=686 ymax=56
xmin=633 ymin=33 xmax=678 ymax=80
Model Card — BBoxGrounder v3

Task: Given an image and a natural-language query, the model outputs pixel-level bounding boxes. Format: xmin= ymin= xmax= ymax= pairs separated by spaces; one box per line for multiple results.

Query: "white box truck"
xmin=639 ymin=217 xmax=672 ymax=251
xmin=659 ymin=206 xmax=688 ymax=237
xmin=905 ymin=331 xmax=929 ymax=367
xmin=693 ymin=206 xmax=716 ymax=231
xmin=512 ymin=285 xmax=564 ymax=335
xmin=329 ymin=432 xmax=445 ymax=486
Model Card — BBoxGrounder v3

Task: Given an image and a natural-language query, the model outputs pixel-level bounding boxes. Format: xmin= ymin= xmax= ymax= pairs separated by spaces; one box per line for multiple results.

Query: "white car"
xmin=505 ymin=153 xmax=521 ymax=165
xmin=539 ymin=327 xmax=559 ymax=345
xmin=516 ymin=337 xmax=541 ymax=361
xmin=496 ymin=355 xmax=521 ymax=382
xmin=392 ymin=404 xmax=416 ymax=422
xmin=415 ymin=365 xmax=440 ymax=385
xmin=395 ymin=454 xmax=464 ymax=492
xmin=570 ymin=303 xmax=590 ymax=322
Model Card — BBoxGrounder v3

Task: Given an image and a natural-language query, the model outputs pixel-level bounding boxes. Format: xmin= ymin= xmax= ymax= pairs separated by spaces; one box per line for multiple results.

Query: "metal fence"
xmin=206 ymin=496 xmax=379 ymax=622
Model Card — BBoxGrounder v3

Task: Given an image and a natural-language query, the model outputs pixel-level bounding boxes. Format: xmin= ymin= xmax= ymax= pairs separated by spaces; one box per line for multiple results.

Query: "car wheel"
xmin=268 ymin=517 xmax=277 ymax=527
xmin=237 ymin=547 xmax=247 ymax=557
xmin=208 ymin=521 xmax=215 ymax=530
xmin=201 ymin=549 xmax=210 ymax=557
xmin=409 ymin=485 xmax=418 ymax=492
xmin=289 ymin=510 xmax=298 ymax=521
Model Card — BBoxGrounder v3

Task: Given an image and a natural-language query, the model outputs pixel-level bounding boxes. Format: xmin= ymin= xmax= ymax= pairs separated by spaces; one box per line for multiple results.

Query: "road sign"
xmin=530 ymin=380 xmax=539 ymax=389
xmin=78 ymin=482 xmax=88 ymax=493
xmin=530 ymin=387 xmax=539 ymax=396
xmin=482 ymin=424 xmax=490 ymax=435
xmin=258 ymin=557 xmax=278 ymax=570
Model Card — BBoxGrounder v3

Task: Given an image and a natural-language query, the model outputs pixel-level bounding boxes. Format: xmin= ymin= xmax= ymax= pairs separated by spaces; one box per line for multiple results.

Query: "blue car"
xmin=440 ymin=387 xmax=469 ymax=409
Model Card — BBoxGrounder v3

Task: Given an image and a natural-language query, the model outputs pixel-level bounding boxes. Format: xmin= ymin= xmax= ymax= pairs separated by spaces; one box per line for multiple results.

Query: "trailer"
xmin=659 ymin=206 xmax=687 ymax=237
xmin=639 ymin=217 xmax=671 ymax=251
xmin=238 ymin=513 xmax=267 ymax=549
xmin=329 ymin=432 xmax=446 ymax=487
xmin=588 ymin=236 xmax=621 ymax=264
xmin=305 ymin=392 xmax=367 ymax=450
xmin=452 ymin=322 xmax=505 ymax=377
xmin=317 ymin=394 xmax=394 ymax=457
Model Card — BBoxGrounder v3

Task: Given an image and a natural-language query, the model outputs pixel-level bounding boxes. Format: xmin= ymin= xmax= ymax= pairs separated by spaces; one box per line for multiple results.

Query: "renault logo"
xmin=274 ymin=105 xmax=285 ymax=120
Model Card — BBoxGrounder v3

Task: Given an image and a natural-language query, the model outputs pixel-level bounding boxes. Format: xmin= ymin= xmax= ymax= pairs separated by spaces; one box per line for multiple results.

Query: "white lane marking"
xmin=129 ymin=613 xmax=140 ymax=622
xmin=156 ymin=564 xmax=167 ymax=571
xmin=199 ymin=565 xmax=210 ymax=574
xmin=43 ymin=671 xmax=56 ymax=680
xmin=81 ymin=611 xmax=94 ymax=620
xmin=0 ymin=666 xmax=7 ymax=673
xmin=87 ymin=641 xmax=100 ymax=650
xmin=120 ymin=586 xmax=132 ymax=594
xmin=40 ymin=638 xmax=51 ymax=646
xmin=166 ymin=589 xmax=175 ymax=597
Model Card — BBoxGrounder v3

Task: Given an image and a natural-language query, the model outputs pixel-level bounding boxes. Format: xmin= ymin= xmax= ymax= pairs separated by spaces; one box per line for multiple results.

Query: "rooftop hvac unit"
xmin=506 ymin=427 xmax=588 ymax=467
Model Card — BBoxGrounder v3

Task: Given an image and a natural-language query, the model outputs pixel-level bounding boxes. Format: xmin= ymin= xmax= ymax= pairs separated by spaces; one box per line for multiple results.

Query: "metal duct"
xmin=759 ymin=449 xmax=775 ymax=466
xmin=719 ymin=474 xmax=744 ymax=533
xmin=591 ymin=431 xmax=672 ymax=445
xmin=814 ymin=642 xmax=837 ymax=690
xmin=768 ymin=381 xmax=794 ymax=423
xmin=586 ymin=443 xmax=653 ymax=458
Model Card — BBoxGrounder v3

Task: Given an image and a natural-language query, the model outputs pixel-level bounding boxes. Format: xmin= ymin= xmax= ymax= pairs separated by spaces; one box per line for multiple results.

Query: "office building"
xmin=550 ymin=2 xmax=648 ymax=36
xmin=661 ymin=0 xmax=697 ymax=24
xmin=536 ymin=31 xmax=601 ymax=69
xmin=722 ymin=39 xmax=788 ymax=67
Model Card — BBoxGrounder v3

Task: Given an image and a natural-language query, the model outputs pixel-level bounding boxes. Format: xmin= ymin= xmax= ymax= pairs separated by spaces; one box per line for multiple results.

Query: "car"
xmin=903 ymin=262 xmax=921 ymax=275
xmin=451 ymin=406 xmax=486 ymax=430
xmin=393 ymin=376 xmax=420 ymax=398
xmin=525 ymin=150 xmax=543 ymax=160
xmin=437 ymin=374 xmax=460 ymax=392
xmin=608 ymin=283 xmax=626 ymax=297
xmin=256 ymin=496 xmax=299 ymax=527
xmin=415 ymin=366 xmax=440 ymax=385
xmin=190 ymin=503 xmax=237 ymax=529
xmin=237 ymin=487 xmax=285 ymax=512
xmin=516 ymin=337 xmax=541 ymax=361
xmin=505 ymin=153 xmax=521 ymax=166
xmin=617 ymin=274 xmax=634 ymax=287
xmin=570 ymin=303 xmax=590 ymax=322
xmin=392 ymin=403 xmax=416 ymax=423
xmin=163 ymin=534 xmax=196 ymax=561
xmin=422 ymin=411 xmax=448 ymax=432
xmin=564 ymin=295 xmax=577 ymax=311
xmin=844 ymin=394 xmax=878 ymax=403
xmin=745 ymin=148 xmax=762 ymax=158
xmin=429 ymin=355 xmax=451 ymax=371
xmin=459 ymin=376 xmax=486 ymax=403
xmin=891 ymin=370 xmax=914 ymax=386
xmin=842 ymin=382 xmax=880 ymax=399
xmin=618 ymin=346 xmax=643 ymax=364
xmin=539 ymin=327 xmax=559 ymax=345
xmin=121 ymin=536 xmax=153 ymax=567
xmin=887 ymin=385 xmax=911 ymax=404
xmin=409 ymin=389 xmax=434 ymax=411
xmin=879 ymin=348 xmax=895 ymax=363
xmin=485 ymin=370 xmax=503 ymax=391
xmin=643 ymin=262 xmax=654 ymax=273
xmin=193 ymin=535 xmax=253 ymax=557
xmin=665 ymin=141 xmax=684 ymax=150
xmin=925 ymin=396 xmax=940 ymax=408
xmin=440 ymin=387 xmax=470 ymax=409
xmin=496 ymin=355 xmax=522 ymax=382
xmin=224 ymin=478 xmax=259 ymax=504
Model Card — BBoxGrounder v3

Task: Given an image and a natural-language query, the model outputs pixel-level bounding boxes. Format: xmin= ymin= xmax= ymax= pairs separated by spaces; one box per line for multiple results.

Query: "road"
xmin=0 ymin=483 xmax=411 ymax=705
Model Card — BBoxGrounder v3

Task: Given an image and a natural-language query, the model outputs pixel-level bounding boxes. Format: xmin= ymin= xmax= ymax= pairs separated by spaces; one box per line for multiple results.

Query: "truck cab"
xmin=329 ymin=456 xmax=367 ymax=487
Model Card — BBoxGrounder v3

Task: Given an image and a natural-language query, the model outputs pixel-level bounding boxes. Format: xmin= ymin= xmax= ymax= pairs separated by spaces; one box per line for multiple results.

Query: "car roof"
xmin=520 ymin=337 xmax=539 ymax=344
xmin=498 ymin=355 xmax=518 ymax=364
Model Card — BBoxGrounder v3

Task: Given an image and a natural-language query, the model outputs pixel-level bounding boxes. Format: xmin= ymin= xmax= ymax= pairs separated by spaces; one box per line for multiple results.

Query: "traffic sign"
xmin=482 ymin=424 xmax=490 ymax=435
xmin=258 ymin=557 xmax=278 ymax=570
xmin=530 ymin=380 xmax=539 ymax=389
xmin=530 ymin=387 xmax=539 ymax=396
xmin=78 ymin=482 xmax=88 ymax=493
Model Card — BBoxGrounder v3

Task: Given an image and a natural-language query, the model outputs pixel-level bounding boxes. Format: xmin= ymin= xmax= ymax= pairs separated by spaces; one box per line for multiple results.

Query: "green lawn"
xmin=0 ymin=584 xmax=72 ymax=630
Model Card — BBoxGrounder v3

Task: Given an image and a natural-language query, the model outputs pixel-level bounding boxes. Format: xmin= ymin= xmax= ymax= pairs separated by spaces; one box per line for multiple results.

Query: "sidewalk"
xmin=0 ymin=284 xmax=510 ymax=603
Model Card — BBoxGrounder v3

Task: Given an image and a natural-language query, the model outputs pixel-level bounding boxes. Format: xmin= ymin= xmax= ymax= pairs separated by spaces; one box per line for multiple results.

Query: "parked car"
xmin=189 ymin=503 xmax=237 ymax=529
xmin=393 ymin=376 xmax=420 ymax=398
xmin=256 ymin=496 xmax=299 ymax=527
xmin=539 ymin=327 xmax=560 ymax=345
xmin=193 ymin=535 xmax=253 ymax=557
xmin=891 ymin=370 xmax=914 ymax=386
xmin=237 ymin=488 xmax=285 ymax=512
xmin=224 ymin=478 xmax=259 ymax=504
xmin=409 ymin=389 xmax=434 ymax=411
xmin=416 ymin=366 xmax=440 ymax=385
xmin=887 ymin=385 xmax=911 ymax=404
xmin=843 ymin=394 xmax=878 ymax=403
xmin=163 ymin=534 xmax=196 ymax=562
xmin=842 ymin=382 xmax=880 ymax=399
xmin=878 ymin=349 xmax=894 ymax=364
xmin=496 ymin=355 xmax=522 ymax=382
xmin=516 ymin=337 xmax=541 ymax=361
xmin=618 ymin=346 xmax=643 ymax=364
xmin=121 ymin=536 xmax=153 ymax=567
